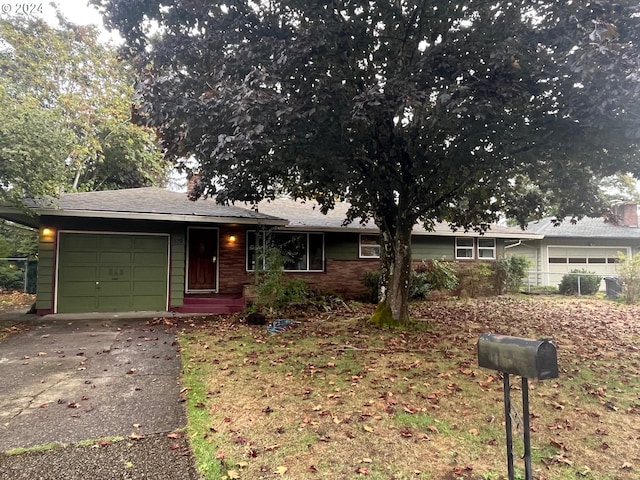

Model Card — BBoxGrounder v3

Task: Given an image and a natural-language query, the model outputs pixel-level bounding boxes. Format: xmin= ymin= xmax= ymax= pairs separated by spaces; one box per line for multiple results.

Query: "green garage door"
xmin=57 ymin=233 xmax=169 ymax=313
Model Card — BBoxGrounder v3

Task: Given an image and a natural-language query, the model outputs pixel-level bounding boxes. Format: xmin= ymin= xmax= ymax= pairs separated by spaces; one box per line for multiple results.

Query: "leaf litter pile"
xmin=179 ymin=296 xmax=640 ymax=480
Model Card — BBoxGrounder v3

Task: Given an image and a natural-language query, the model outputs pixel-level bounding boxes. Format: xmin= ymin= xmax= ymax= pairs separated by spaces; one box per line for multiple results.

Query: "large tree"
xmin=0 ymin=15 xmax=168 ymax=200
xmin=96 ymin=0 xmax=640 ymax=322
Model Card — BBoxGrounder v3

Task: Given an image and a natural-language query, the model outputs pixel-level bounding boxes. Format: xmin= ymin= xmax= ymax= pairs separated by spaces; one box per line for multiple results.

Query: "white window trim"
xmin=359 ymin=234 xmax=381 ymax=259
xmin=455 ymin=237 xmax=497 ymax=260
xmin=246 ymin=230 xmax=325 ymax=272
xmin=478 ymin=238 xmax=497 ymax=260
xmin=455 ymin=237 xmax=475 ymax=260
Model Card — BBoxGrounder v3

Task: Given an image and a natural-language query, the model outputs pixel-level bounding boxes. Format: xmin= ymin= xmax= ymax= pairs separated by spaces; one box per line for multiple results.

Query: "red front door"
xmin=187 ymin=228 xmax=218 ymax=291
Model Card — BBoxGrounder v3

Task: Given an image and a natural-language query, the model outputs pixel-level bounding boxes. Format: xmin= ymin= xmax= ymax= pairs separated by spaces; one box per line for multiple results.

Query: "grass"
xmin=179 ymin=295 xmax=640 ymax=480
xmin=4 ymin=436 xmax=126 ymax=456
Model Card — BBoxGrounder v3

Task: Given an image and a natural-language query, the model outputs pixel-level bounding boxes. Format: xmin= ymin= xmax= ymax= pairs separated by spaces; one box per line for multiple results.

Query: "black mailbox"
xmin=477 ymin=333 xmax=558 ymax=380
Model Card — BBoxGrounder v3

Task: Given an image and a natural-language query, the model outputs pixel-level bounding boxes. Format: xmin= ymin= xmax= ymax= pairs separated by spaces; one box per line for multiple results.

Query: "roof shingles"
xmin=525 ymin=217 xmax=640 ymax=239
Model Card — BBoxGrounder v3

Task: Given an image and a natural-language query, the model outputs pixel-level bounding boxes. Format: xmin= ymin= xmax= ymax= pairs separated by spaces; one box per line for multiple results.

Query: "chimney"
xmin=186 ymin=173 xmax=202 ymax=200
xmin=612 ymin=202 xmax=638 ymax=227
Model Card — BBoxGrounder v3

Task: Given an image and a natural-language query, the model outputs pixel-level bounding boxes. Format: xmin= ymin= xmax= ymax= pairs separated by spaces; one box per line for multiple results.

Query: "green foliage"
xmin=0 ymin=16 xmax=167 ymax=203
xmin=454 ymin=262 xmax=494 ymax=298
xmin=615 ymin=252 xmax=640 ymax=304
xmin=0 ymin=221 xmax=37 ymax=257
xmin=363 ymin=270 xmax=381 ymax=304
xmin=253 ymin=246 xmax=309 ymax=308
xmin=492 ymin=255 xmax=532 ymax=294
xmin=368 ymin=302 xmax=397 ymax=327
xmin=100 ymin=0 xmax=640 ymax=321
xmin=0 ymin=261 xmax=23 ymax=291
xmin=415 ymin=260 xmax=459 ymax=291
xmin=559 ymin=269 xmax=602 ymax=295
xmin=409 ymin=270 xmax=431 ymax=301
xmin=364 ymin=265 xmax=450 ymax=304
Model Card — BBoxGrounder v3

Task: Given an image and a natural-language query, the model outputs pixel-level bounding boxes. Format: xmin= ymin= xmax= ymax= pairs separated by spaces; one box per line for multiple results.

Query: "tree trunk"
xmin=375 ymin=222 xmax=413 ymax=324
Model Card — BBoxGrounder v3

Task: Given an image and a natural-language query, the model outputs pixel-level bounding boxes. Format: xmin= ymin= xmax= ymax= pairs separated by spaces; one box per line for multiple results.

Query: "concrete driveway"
xmin=0 ymin=313 xmax=191 ymax=449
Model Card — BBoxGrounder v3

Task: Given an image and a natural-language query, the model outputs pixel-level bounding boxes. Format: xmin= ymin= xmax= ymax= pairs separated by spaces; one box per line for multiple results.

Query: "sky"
xmin=2 ymin=0 xmax=119 ymax=43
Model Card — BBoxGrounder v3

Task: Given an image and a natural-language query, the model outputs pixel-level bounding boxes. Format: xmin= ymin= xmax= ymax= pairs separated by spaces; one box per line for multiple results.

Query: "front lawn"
xmin=179 ymin=296 xmax=640 ymax=480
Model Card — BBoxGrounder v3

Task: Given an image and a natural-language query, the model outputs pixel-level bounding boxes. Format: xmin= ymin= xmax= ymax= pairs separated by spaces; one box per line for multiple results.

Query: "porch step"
xmin=177 ymin=296 xmax=246 ymax=314
xmin=182 ymin=296 xmax=246 ymax=306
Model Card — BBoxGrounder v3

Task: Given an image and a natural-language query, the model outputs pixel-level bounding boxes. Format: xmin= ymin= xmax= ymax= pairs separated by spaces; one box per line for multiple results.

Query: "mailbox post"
xmin=477 ymin=334 xmax=558 ymax=480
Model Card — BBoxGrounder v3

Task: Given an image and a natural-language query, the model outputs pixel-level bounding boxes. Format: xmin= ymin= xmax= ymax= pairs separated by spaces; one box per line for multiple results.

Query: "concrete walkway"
xmin=0 ymin=312 xmax=199 ymax=479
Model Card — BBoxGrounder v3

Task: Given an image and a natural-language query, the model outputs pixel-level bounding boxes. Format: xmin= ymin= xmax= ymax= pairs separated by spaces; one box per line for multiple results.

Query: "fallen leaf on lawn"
xmin=468 ymin=428 xmax=478 ymax=436
xmin=276 ymin=466 xmax=288 ymax=475
xmin=363 ymin=425 xmax=374 ymax=432
xmin=621 ymin=462 xmax=633 ymax=470
xmin=236 ymin=461 xmax=249 ymax=468
xmin=264 ymin=444 xmax=280 ymax=451
xmin=128 ymin=432 xmax=144 ymax=440
xmin=356 ymin=466 xmax=369 ymax=475
xmin=215 ymin=450 xmax=226 ymax=459
xmin=361 ymin=458 xmax=373 ymax=463
xmin=133 ymin=423 xmax=141 ymax=428
xmin=227 ymin=469 xmax=240 ymax=479
xmin=308 ymin=465 xmax=318 ymax=472
xmin=167 ymin=432 xmax=181 ymax=439
xmin=428 ymin=425 xmax=439 ymax=434
xmin=169 ymin=443 xmax=180 ymax=450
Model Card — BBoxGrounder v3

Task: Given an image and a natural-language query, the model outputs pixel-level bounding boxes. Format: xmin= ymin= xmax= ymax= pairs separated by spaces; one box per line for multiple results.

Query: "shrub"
xmin=362 ymin=260 xmax=458 ymax=303
xmin=409 ymin=271 xmax=431 ymax=300
xmin=363 ymin=270 xmax=380 ymax=303
xmin=0 ymin=262 xmax=24 ymax=291
xmin=558 ymin=269 xmax=602 ymax=295
xmin=253 ymin=246 xmax=309 ymax=308
xmin=615 ymin=252 xmax=640 ymax=304
xmin=415 ymin=259 xmax=459 ymax=291
xmin=492 ymin=255 xmax=531 ymax=294
xmin=453 ymin=262 xmax=494 ymax=298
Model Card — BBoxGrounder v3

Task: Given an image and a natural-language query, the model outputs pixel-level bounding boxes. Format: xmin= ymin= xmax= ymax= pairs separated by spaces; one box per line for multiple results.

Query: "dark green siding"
xmin=325 ymin=232 xmax=359 ymax=259
xmin=170 ymin=233 xmax=186 ymax=307
xmin=35 ymin=238 xmax=55 ymax=311
xmin=411 ymin=237 xmax=454 ymax=260
xmin=57 ymin=233 xmax=169 ymax=313
xmin=326 ymin=232 xmax=459 ymax=261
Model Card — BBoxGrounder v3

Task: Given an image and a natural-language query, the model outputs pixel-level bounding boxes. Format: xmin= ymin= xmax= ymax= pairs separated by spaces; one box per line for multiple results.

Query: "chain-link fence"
xmin=0 ymin=258 xmax=37 ymax=294
xmin=522 ymin=270 xmax=615 ymax=294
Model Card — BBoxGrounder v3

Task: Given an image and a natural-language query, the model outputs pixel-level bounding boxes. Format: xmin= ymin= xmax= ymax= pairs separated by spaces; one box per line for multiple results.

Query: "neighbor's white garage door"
xmin=547 ymin=246 xmax=629 ymax=287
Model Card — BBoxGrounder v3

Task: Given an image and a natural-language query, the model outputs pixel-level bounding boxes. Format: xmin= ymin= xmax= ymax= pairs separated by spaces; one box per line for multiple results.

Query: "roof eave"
xmin=284 ymin=224 xmax=543 ymax=239
xmin=38 ymin=208 xmax=290 ymax=226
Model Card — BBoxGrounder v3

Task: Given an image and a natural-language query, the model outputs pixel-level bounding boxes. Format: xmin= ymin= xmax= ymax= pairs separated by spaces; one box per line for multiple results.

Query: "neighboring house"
xmin=0 ymin=187 xmax=541 ymax=315
xmin=509 ymin=202 xmax=640 ymax=289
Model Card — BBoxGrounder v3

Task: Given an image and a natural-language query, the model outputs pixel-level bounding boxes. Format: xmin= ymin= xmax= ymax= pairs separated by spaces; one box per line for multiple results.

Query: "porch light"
xmin=41 ymin=228 xmax=54 ymax=237
xmin=228 ymin=235 xmax=237 ymax=243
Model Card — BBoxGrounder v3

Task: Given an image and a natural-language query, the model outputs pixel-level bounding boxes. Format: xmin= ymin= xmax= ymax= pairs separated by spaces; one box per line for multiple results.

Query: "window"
xmin=568 ymin=258 xmax=587 ymax=264
xmin=455 ymin=238 xmax=474 ymax=259
xmin=549 ymin=258 xmax=567 ymax=264
xmin=246 ymin=231 xmax=324 ymax=272
xmin=478 ymin=238 xmax=496 ymax=259
xmin=588 ymin=258 xmax=606 ymax=264
xmin=455 ymin=237 xmax=497 ymax=260
xmin=359 ymin=234 xmax=381 ymax=258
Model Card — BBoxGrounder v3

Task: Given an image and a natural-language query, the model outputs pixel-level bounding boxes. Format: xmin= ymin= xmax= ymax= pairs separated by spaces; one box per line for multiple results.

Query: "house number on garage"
xmin=108 ymin=268 xmax=125 ymax=279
